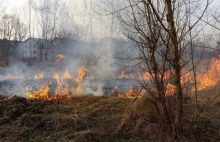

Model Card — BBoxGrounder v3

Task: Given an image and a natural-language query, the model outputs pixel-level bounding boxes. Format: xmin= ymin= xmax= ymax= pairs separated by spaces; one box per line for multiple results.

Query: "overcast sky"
xmin=6 ymin=0 xmax=26 ymax=9
xmin=5 ymin=0 xmax=83 ymax=12
xmin=3 ymin=0 xmax=220 ymax=39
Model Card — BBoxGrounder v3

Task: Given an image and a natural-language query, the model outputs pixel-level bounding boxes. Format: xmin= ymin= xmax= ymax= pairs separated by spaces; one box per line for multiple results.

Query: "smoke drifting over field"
xmin=0 ymin=38 xmax=140 ymax=98
xmin=1 ymin=34 xmax=220 ymax=99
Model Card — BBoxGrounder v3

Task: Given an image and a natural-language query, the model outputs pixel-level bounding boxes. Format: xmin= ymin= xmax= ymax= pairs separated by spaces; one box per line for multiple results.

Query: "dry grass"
xmin=118 ymin=97 xmax=160 ymax=134
xmin=182 ymin=91 xmax=220 ymax=141
xmin=0 ymin=95 xmax=134 ymax=141
xmin=0 ymin=94 xmax=220 ymax=141
xmin=117 ymin=94 xmax=220 ymax=141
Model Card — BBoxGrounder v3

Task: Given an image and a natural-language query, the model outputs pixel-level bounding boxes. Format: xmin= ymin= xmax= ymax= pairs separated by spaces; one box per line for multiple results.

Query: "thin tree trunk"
xmin=188 ymin=1 xmax=198 ymax=119
xmin=165 ymin=0 xmax=183 ymax=137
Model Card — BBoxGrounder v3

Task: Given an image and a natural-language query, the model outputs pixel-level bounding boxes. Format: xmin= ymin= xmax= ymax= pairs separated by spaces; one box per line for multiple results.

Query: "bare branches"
xmin=102 ymin=0 xmax=211 ymax=138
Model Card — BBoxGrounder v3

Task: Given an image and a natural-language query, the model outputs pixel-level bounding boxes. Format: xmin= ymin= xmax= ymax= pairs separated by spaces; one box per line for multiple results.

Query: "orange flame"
xmin=54 ymin=77 xmax=70 ymax=98
xmin=75 ymin=65 xmax=88 ymax=87
xmin=56 ymin=54 xmax=65 ymax=65
xmin=3 ymin=73 xmax=20 ymax=80
xmin=26 ymin=81 xmax=52 ymax=100
xmin=26 ymin=71 xmax=70 ymax=100
xmin=63 ymin=68 xmax=72 ymax=79
xmin=53 ymin=72 xmax=59 ymax=79
xmin=118 ymin=85 xmax=134 ymax=98
xmin=34 ymin=73 xmax=44 ymax=79
xmin=166 ymin=83 xmax=175 ymax=96
xmin=115 ymin=85 xmax=145 ymax=98
xmin=119 ymin=71 xmax=128 ymax=78
xmin=143 ymin=72 xmax=151 ymax=80
xmin=196 ymin=58 xmax=220 ymax=91
xmin=23 ymin=57 xmax=220 ymax=99
xmin=111 ymin=86 xmax=118 ymax=95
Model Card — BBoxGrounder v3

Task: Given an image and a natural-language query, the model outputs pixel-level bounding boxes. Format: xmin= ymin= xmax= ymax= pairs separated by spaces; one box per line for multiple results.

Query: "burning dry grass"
xmin=25 ymin=64 xmax=87 ymax=100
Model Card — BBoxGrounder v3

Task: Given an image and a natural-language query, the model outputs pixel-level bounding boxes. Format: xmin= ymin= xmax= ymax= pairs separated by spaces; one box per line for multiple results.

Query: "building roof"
xmin=24 ymin=37 xmax=48 ymax=44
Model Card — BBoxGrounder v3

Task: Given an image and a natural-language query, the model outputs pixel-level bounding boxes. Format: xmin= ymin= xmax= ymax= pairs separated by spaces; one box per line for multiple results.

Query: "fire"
xmin=26 ymin=71 xmax=71 ymax=100
xmin=34 ymin=73 xmax=44 ymax=79
xmin=54 ymin=76 xmax=70 ymax=98
xmin=111 ymin=86 xmax=118 ymax=95
xmin=26 ymin=81 xmax=69 ymax=100
xmin=166 ymin=83 xmax=175 ymax=96
xmin=142 ymin=70 xmax=172 ymax=80
xmin=118 ymin=85 xmax=135 ymax=98
xmin=197 ymin=74 xmax=217 ymax=91
xmin=196 ymin=58 xmax=220 ymax=91
xmin=111 ymin=85 xmax=145 ymax=98
xmin=25 ymin=64 xmax=89 ymax=100
xmin=19 ymin=56 xmax=220 ymax=100
xmin=56 ymin=54 xmax=65 ymax=65
xmin=75 ymin=65 xmax=88 ymax=87
xmin=53 ymin=72 xmax=59 ymax=79
xmin=119 ymin=71 xmax=128 ymax=78
xmin=164 ymin=58 xmax=220 ymax=93
xmin=52 ymin=71 xmax=71 ymax=98
xmin=63 ymin=68 xmax=72 ymax=79
xmin=140 ymin=69 xmax=194 ymax=97
xmin=3 ymin=73 xmax=20 ymax=80
xmin=143 ymin=72 xmax=151 ymax=80
xmin=26 ymin=81 xmax=52 ymax=100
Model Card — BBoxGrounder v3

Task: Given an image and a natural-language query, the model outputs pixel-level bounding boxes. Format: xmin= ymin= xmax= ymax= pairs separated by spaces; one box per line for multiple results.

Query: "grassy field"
xmin=0 ymin=95 xmax=220 ymax=141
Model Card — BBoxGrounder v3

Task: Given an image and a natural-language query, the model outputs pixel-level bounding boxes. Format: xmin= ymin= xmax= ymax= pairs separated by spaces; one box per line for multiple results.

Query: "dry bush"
xmin=118 ymin=95 xmax=190 ymax=140
xmin=118 ymin=97 xmax=161 ymax=136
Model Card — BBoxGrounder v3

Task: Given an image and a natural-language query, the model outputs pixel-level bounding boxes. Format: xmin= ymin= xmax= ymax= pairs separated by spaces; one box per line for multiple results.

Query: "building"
xmin=0 ymin=39 xmax=20 ymax=66
xmin=17 ymin=38 xmax=52 ymax=61
xmin=17 ymin=38 xmax=45 ymax=61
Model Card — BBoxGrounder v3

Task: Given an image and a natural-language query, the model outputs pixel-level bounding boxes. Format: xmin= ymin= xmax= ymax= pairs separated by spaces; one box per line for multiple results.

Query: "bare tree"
xmin=33 ymin=0 xmax=74 ymax=60
xmin=13 ymin=13 xmax=27 ymax=41
xmin=0 ymin=14 xmax=16 ymax=40
xmin=107 ymin=0 xmax=209 ymax=139
xmin=93 ymin=0 xmax=125 ymax=39
xmin=23 ymin=0 xmax=36 ymax=58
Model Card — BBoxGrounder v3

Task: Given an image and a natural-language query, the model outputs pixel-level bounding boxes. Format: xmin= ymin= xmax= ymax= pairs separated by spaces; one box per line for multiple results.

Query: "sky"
xmin=5 ymin=0 xmax=81 ymax=13
xmin=6 ymin=0 xmax=26 ymax=10
xmin=2 ymin=0 xmax=111 ymax=40
xmin=2 ymin=0 xmax=220 ymax=39
xmin=4 ymin=0 xmax=32 ymax=15
xmin=5 ymin=0 xmax=219 ymax=12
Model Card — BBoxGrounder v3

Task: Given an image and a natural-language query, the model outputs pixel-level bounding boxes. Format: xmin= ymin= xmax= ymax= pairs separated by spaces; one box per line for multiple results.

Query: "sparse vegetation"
xmin=0 ymin=95 xmax=219 ymax=141
xmin=0 ymin=0 xmax=220 ymax=141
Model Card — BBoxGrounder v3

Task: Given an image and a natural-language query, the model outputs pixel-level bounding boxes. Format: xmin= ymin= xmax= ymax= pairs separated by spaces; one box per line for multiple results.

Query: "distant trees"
xmin=92 ymin=0 xmax=125 ymax=39
xmin=24 ymin=0 xmax=75 ymax=60
xmin=0 ymin=13 xmax=27 ymax=41
xmin=0 ymin=14 xmax=15 ymax=40
xmin=13 ymin=14 xmax=28 ymax=41
xmin=0 ymin=13 xmax=27 ymax=40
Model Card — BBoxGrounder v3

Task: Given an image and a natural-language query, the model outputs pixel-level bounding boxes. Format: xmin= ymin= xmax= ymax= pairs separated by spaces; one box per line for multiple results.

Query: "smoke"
xmin=0 ymin=37 xmax=136 ymax=97
xmin=73 ymin=80 xmax=104 ymax=96
xmin=62 ymin=37 xmax=134 ymax=96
